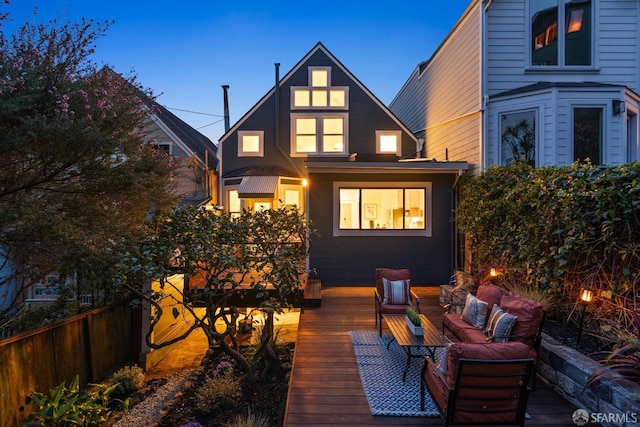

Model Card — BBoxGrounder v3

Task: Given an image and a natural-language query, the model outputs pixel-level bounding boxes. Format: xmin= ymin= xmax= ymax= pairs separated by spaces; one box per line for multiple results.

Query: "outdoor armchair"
xmin=374 ymin=268 xmax=420 ymax=336
xmin=421 ymin=341 xmax=534 ymax=426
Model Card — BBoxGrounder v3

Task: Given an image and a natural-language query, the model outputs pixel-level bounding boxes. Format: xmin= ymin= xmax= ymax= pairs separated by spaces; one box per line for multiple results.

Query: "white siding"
xmin=391 ymin=2 xmax=482 ymax=165
xmin=488 ymin=86 xmax=626 ymax=166
xmin=487 ymin=0 xmax=640 ymax=94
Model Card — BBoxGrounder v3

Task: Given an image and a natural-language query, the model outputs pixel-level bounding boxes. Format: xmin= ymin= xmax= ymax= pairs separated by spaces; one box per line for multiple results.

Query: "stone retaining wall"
xmin=538 ymin=333 xmax=640 ymax=427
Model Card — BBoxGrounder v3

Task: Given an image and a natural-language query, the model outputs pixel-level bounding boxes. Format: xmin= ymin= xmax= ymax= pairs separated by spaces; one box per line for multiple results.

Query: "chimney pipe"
xmin=274 ymin=63 xmax=280 ymax=147
xmin=221 ymin=85 xmax=230 ymax=132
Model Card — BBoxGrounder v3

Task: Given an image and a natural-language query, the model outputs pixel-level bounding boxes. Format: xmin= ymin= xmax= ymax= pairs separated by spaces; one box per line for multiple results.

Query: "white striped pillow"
xmin=382 ymin=278 xmax=411 ymax=305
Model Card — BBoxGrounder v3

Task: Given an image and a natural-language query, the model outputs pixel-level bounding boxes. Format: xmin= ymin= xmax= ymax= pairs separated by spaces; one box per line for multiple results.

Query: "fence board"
xmin=0 ymin=302 xmax=134 ymax=427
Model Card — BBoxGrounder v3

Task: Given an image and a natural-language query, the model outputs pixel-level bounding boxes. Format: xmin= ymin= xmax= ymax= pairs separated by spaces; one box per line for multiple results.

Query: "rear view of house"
xmin=218 ymin=42 xmax=468 ymax=285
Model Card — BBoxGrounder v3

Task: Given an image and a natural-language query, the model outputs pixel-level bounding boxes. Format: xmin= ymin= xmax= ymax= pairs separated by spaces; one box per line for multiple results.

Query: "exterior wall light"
xmin=612 ymin=100 xmax=625 ymax=115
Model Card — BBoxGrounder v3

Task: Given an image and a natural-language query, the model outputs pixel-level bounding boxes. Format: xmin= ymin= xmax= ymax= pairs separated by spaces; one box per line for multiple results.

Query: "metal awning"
xmin=237 ymin=176 xmax=278 ymax=198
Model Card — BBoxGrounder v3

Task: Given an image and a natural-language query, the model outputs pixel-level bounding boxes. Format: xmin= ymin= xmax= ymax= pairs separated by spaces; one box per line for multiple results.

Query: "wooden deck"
xmin=283 ymin=286 xmax=578 ymax=427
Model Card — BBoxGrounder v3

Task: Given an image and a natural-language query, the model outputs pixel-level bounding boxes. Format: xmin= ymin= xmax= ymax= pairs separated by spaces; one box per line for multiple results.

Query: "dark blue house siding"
xmin=308 ymin=172 xmax=457 ymax=285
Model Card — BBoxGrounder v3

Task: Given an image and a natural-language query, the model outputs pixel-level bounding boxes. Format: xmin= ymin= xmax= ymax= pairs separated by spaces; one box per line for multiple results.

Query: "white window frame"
xmin=290 ymin=113 xmax=349 ymax=157
xmin=290 ymin=66 xmax=349 ymax=110
xmin=238 ymin=130 xmax=264 ymax=157
xmin=376 ymin=130 xmax=402 ymax=156
xmin=571 ymin=104 xmax=606 ymax=165
xmin=498 ymin=109 xmax=538 ymax=167
xmin=332 ymin=181 xmax=432 ymax=237
xmin=528 ymin=0 xmax=595 ymax=69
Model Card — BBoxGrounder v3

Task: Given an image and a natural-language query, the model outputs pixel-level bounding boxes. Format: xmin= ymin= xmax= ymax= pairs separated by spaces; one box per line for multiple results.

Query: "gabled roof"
xmin=146 ymin=99 xmax=218 ymax=169
xmin=218 ymin=42 xmax=418 ymax=146
xmin=100 ymin=66 xmax=217 ymax=169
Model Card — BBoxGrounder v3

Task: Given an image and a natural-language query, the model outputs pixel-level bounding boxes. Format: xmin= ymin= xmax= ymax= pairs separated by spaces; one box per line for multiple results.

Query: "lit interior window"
xmin=322 ymin=117 xmax=344 ymax=152
xmin=339 ymin=189 xmax=360 ymax=229
xmin=311 ymin=69 xmax=328 ymax=87
xmin=338 ymin=187 xmax=426 ymax=230
xmin=312 ymin=90 xmax=328 ymax=107
xmin=228 ymin=190 xmax=240 ymax=212
xmin=295 ymin=117 xmax=317 ymax=153
xmin=242 ymin=135 xmax=260 ymax=153
xmin=294 ymin=89 xmax=310 ymax=107
xmin=284 ymin=189 xmax=299 ymax=207
xmin=329 ymin=90 xmax=345 ymax=107
xmin=380 ymin=135 xmax=398 ymax=153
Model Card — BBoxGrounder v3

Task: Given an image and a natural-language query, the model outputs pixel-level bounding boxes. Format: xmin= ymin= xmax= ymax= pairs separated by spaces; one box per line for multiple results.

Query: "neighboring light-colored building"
xmin=390 ymin=0 xmax=640 ymax=172
xmin=142 ymin=97 xmax=218 ymax=207
xmin=218 ymin=42 xmax=468 ymax=285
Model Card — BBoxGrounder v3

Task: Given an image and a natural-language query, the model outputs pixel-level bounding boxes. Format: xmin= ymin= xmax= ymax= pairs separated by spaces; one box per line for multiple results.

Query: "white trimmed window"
xmin=291 ymin=66 xmax=348 ymax=110
xmin=333 ymin=182 xmax=432 ymax=237
xmin=291 ymin=113 xmax=348 ymax=156
xmin=152 ymin=142 xmax=172 ymax=155
xmin=238 ymin=131 xmax=264 ymax=157
xmin=530 ymin=0 xmax=592 ymax=67
xmin=376 ymin=131 xmax=401 ymax=156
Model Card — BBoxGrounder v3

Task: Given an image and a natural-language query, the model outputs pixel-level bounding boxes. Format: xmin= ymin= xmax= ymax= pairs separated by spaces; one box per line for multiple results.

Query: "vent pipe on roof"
xmin=274 ymin=63 xmax=280 ymax=147
xmin=222 ymin=85 xmax=230 ymax=132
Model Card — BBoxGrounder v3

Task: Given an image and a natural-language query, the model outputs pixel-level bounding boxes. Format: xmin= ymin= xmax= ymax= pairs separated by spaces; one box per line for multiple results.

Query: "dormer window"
xmin=291 ymin=67 xmax=348 ymax=109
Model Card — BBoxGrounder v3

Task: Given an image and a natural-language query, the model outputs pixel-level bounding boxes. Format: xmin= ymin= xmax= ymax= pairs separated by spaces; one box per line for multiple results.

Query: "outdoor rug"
xmin=350 ymin=330 xmax=441 ymax=417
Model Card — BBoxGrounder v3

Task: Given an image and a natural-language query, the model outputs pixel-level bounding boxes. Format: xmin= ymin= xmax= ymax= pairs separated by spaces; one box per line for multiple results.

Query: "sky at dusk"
xmin=3 ymin=0 xmax=472 ymax=144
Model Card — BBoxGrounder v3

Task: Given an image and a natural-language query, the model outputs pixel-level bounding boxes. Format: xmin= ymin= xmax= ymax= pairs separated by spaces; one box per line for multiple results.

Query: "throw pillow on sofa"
xmin=485 ymin=304 xmax=518 ymax=343
xmin=461 ymin=293 xmax=488 ymax=329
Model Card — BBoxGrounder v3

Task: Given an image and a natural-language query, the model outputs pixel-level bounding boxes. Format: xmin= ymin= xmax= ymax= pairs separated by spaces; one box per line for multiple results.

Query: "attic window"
xmin=291 ymin=66 xmax=348 ymax=110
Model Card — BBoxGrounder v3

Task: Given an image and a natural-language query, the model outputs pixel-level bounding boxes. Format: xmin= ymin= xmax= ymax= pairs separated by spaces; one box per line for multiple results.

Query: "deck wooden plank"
xmin=283 ymin=285 xmax=579 ymax=427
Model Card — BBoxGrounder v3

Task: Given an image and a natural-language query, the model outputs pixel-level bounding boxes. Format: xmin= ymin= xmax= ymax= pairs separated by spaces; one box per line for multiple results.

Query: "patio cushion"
xmin=443 ymin=312 xmax=488 ymax=342
xmin=444 ymin=341 xmax=531 ymax=386
xmin=382 ymin=277 xmax=411 ymax=304
xmin=485 ymin=304 xmax=518 ymax=343
xmin=461 ymin=293 xmax=489 ymax=329
xmin=475 ymin=282 xmax=504 ymax=310
xmin=500 ymin=292 xmax=543 ymax=344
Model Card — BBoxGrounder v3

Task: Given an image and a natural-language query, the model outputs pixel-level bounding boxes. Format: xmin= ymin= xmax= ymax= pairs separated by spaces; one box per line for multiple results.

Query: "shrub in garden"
xmin=223 ymin=409 xmax=271 ymax=427
xmin=195 ymin=361 xmax=241 ymax=415
xmin=20 ymin=375 xmax=124 ymax=426
xmin=110 ymin=365 xmax=145 ymax=395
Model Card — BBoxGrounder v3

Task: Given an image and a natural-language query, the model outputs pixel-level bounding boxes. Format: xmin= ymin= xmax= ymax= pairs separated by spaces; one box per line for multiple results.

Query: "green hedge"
xmin=457 ymin=161 xmax=640 ymax=293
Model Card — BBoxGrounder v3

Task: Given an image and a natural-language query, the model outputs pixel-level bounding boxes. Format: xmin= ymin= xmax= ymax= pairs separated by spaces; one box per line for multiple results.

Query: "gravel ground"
xmin=113 ymin=369 xmax=194 ymax=427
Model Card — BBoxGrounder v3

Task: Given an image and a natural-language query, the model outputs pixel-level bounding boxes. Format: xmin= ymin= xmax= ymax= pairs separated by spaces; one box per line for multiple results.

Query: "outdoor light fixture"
xmin=612 ymin=100 xmax=625 ymax=115
xmin=490 ymin=268 xmax=498 ymax=277
xmin=577 ymin=288 xmax=593 ymax=344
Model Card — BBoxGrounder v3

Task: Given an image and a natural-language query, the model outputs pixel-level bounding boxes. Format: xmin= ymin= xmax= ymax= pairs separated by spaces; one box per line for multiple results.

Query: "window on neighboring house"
xmin=376 ymin=131 xmax=401 ymax=156
xmin=531 ymin=0 xmax=592 ymax=67
xmin=334 ymin=182 xmax=431 ymax=236
xmin=291 ymin=67 xmax=348 ymax=109
xmin=574 ymin=107 xmax=603 ymax=164
xmin=152 ymin=142 xmax=172 ymax=155
xmin=238 ymin=131 xmax=264 ymax=157
xmin=291 ymin=114 xmax=348 ymax=155
xmin=628 ymin=112 xmax=639 ymax=163
xmin=500 ymin=111 xmax=536 ymax=166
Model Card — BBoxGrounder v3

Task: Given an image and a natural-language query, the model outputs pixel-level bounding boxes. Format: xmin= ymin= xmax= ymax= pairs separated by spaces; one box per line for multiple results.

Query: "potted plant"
xmin=406 ymin=308 xmax=423 ymax=336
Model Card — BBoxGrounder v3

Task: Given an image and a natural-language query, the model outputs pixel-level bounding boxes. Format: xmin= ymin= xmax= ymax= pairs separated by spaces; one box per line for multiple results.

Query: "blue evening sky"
xmin=3 ymin=1 xmax=471 ymax=143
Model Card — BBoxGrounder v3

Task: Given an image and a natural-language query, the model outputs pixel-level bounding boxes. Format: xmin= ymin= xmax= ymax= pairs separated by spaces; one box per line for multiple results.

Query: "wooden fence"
xmin=0 ymin=302 xmax=135 ymax=427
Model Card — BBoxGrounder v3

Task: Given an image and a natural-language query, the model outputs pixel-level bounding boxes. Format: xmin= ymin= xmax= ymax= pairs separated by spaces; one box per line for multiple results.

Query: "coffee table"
xmin=383 ymin=313 xmax=448 ymax=381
